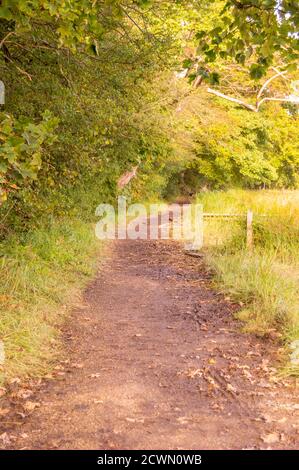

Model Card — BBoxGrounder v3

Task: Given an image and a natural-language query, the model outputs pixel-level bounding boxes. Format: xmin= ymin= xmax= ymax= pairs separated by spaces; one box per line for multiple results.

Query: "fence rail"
xmin=200 ymin=210 xmax=254 ymax=250
xmin=203 ymin=213 xmax=246 ymax=218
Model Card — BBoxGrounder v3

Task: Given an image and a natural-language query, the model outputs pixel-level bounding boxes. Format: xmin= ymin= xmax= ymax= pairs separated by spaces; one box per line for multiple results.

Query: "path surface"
xmin=3 ymin=239 xmax=299 ymax=449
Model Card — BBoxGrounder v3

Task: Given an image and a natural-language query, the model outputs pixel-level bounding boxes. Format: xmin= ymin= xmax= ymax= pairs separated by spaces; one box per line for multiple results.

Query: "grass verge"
xmin=196 ymin=189 xmax=299 ymax=375
xmin=0 ymin=218 xmax=102 ymax=385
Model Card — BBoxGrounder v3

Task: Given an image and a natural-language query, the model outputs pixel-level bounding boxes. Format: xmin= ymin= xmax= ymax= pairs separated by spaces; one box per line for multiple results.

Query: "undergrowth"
xmin=0 ymin=185 xmax=104 ymax=385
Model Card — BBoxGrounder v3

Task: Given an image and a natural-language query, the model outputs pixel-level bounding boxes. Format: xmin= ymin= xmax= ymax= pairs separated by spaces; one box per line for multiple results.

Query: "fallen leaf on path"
xmin=227 ymin=383 xmax=237 ymax=394
xmin=16 ymin=389 xmax=33 ymax=399
xmin=10 ymin=377 xmax=21 ymax=384
xmin=269 ymin=376 xmax=280 ymax=384
xmin=241 ymin=369 xmax=255 ymax=384
xmin=246 ymin=351 xmax=261 ymax=357
xmin=159 ymin=382 xmax=167 ymax=388
xmin=258 ymin=379 xmax=271 ymax=389
xmin=200 ymin=325 xmax=208 ymax=331
xmin=187 ymin=369 xmax=202 ymax=379
xmin=211 ymin=403 xmax=223 ymax=411
xmin=71 ymin=363 xmax=84 ymax=369
xmin=126 ymin=417 xmax=144 ymax=424
xmin=44 ymin=374 xmax=53 ymax=379
xmin=261 ymin=433 xmax=280 ymax=444
xmin=177 ymin=417 xmax=189 ymax=425
xmin=0 ymin=432 xmax=11 ymax=445
xmin=23 ymin=401 xmax=40 ymax=412
xmin=218 ymin=328 xmax=230 ymax=333
xmin=204 ymin=374 xmax=219 ymax=390
xmin=277 ymin=417 xmax=287 ymax=424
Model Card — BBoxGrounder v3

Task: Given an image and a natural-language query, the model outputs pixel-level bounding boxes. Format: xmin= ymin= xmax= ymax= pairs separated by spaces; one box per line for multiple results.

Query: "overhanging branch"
xmin=208 ymin=70 xmax=299 ymax=112
xmin=207 ymin=88 xmax=257 ymax=111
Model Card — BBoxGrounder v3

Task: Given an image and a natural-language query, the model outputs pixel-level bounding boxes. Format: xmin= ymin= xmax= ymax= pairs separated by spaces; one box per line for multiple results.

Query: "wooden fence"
xmin=200 ymin=210 xmax=254 ymax=250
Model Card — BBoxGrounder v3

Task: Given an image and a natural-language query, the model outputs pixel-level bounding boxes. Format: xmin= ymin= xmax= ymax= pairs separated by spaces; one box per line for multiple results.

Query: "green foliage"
xmin=1 ymin=0 xmax=298 ymax=222
xmin=180 ymin=92 xmax=299 ymax=190
xmin=0 ymin=111 xmax=58 ymax=203
xmin=197 ymin=0 xmax=299 ymax=77
xmin=0 ymin=1 xmax=181 ymax=232
xmin=0 ymin=0 xmax=123 ymax=48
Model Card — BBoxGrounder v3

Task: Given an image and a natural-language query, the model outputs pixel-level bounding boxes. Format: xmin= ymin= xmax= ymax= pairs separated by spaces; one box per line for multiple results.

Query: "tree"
xmin=195 ymin=0 xmax=299 ymax=78
xmin=0 ymin=0 xmax=181 ymax=228
xmin=207 ymin=67 xmax=299 ymax=111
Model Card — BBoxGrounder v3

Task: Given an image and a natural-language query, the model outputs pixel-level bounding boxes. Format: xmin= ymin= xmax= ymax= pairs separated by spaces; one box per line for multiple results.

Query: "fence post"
xmin=196 ymin=203 xmax=204 ymax=250
xmin=0 ymin=80 xmax=5 ymax=105
xmin=246 ymin=209 xmax=253 ymax=250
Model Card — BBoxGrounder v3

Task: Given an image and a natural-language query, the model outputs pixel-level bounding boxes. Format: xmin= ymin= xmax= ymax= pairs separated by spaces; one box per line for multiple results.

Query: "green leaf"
xmin=250 ymin=64 xmax=265 ymax=80
xmin=182 ymin=58 xmax=193 ymax=69
xmin=0 ymin=6 xmax=13 ymax=20
xmin=209 ymin=72 xmax=220 ymax=85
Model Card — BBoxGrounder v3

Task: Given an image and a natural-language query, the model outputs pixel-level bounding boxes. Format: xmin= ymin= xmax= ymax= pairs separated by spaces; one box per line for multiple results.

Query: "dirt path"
xmin=3 ymin=239 xmax=299 ymax=449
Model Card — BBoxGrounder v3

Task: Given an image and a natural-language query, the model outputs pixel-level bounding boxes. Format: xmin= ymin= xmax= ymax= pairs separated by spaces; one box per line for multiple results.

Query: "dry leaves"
xmin=226 ymin=383 xmax=237 ymax=394
xmin=0 ymin=432 xmax=11 ymax=446
xmin=261 ymin=432 xmax=280 ymax=444
xmin=126 ymin=417 xmax=144 ymax=424
xmin=70 ymin=363 xmax=84 ymax=369
xmin=23 ymin=401 xmax=40 ymax=412
xmin=186 ymin=368 xmax=202 ymax=379
xmin=15 ymin=389 xmax=34 ymax=400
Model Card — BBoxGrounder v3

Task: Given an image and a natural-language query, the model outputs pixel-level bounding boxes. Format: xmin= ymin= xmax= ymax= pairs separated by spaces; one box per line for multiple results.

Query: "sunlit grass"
xmin=196 ymin=189 xmax=299 ymax=374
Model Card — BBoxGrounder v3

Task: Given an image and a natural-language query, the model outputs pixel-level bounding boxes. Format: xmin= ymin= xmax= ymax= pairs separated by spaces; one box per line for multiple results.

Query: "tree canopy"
xmin=196 ymin=0 xmax=299 ymax=78
xmin=0 ymin=0 xmax=298 ymax=231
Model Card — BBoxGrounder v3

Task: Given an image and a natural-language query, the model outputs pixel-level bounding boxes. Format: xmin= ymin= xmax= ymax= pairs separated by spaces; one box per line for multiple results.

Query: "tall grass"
xmin=0 ymin=217 xmax=103 ymax=385
xmin=196 ymin=189 xmax=299 ymax=374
